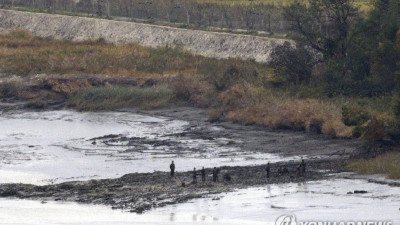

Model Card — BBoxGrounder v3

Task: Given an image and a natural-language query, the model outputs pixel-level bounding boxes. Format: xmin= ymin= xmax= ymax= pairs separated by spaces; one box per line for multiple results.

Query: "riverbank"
xmin=0 ymin=29 xmax=398 ymax=181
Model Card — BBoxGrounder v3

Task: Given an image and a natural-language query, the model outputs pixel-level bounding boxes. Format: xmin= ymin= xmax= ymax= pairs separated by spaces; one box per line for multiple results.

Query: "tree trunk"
xmin=186 ymin=10 xmax=190 ymax=24
xmin=106 ymin=0 xmax=110 ymax=18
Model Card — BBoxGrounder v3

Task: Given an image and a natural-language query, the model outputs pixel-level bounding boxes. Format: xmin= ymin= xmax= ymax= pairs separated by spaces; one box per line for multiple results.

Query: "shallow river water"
xmin=0 ymin=110 xmax=398 ymax=224
xmin=0 ymin=110 xmax=298 ymax=185
xmin=0 ymin=179 xmax=398 ymax=225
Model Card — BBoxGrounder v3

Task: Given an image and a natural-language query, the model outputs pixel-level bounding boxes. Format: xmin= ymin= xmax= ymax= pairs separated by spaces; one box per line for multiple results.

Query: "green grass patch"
xmin=347 ymin=152 xmax=400 ymax=179
xmin=68 ymin=85 xmax=175 ymax=111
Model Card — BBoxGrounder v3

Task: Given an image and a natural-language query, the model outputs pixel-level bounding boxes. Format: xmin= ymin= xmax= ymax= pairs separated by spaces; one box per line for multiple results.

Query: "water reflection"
xmin=0 ymin=179 xmax=398 ymax=225
xmin=169 ymin=213 xmax=175 ymax=221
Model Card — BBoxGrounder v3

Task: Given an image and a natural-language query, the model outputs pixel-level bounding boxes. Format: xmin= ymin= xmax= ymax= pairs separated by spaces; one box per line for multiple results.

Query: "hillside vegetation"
xmin=0 ymin=0 xmax=399 ymax=177
xmin=0 ymin=29 xmax=394 ymax=140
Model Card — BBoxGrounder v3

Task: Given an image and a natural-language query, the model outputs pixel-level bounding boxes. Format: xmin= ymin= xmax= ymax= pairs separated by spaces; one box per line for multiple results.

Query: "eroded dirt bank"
xmin=142 ymin=107 xmax=360 ymax=157
xmin=0 ymin=158 xmax=345 ymax=213
xmin=0 ymin=74 xmax=146 ymax=109
xmin=0 ymin=9 xmax=290 ymax=62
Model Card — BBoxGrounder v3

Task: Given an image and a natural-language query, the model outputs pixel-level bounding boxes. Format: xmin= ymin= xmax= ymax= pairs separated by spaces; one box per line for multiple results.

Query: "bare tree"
xmin=158 ymin=0 xmax=174 ymax=22
xmin=178 ymin=0 xmax=194 ymax=25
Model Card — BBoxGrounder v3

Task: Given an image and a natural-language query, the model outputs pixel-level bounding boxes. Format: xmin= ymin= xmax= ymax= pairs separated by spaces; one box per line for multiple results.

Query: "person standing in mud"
xmin=296 ymin=164 xmax=301 ymax=177
xmin=170 ymin=161 xmax=175 ymax=177
xmin=212 ymin=167 xmax=219 ymax=182
xmin=266 ymin=162 xmax=270 ymax=179
xmin=193 ymin=167 xmax=198 ymax=184
xmin=301 ymin=159 xmax=306 ymax=176
xmin=282 ymin=166 xmax=289 ymax=175
xmin=201 ymin=167 xmax=206 ymax=182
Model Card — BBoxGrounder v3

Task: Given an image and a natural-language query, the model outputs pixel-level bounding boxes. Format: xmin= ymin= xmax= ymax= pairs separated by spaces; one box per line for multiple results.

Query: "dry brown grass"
xmin=347 ymin=152 xmax=400 ymax=179
xmin=0 ymin=29 xmax=200 ymax=77
xmin=215 ymin=85 xmax=353 ymax=138
xmin=0 ymin=30 xmax=394 ymax=141
xmin=170 ymin=75 xmax=216 ymax=108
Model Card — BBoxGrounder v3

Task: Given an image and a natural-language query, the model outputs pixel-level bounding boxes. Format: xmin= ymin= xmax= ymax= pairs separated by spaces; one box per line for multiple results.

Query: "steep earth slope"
xmin=0 ymin=9 xmax=290 ymax=62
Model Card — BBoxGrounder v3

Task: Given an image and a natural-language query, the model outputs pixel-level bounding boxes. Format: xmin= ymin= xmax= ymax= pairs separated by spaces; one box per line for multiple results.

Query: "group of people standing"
xmin=169 ymin=159 xmax=307 ymax=185
xmin=169 ymin=161 xmax=220 ymax=184
xmin=265 ymin=159 xmax=307 ymax=178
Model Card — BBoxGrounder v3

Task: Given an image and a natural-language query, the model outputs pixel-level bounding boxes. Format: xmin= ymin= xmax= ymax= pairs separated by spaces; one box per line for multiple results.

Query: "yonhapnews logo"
xmin=276 ymin=215 xmax=297 ymax=225
xmin=275 ymin=214 xmax=393 ymax=225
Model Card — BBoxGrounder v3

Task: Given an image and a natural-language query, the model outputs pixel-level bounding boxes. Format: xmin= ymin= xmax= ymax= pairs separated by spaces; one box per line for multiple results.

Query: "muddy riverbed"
xmin=0 ymin=106 xmax=360 ymax=184
xmin=0 ymin=178 xmax=398 ymax=225
xmin=1 ymin=105 xmax=397 ymax=223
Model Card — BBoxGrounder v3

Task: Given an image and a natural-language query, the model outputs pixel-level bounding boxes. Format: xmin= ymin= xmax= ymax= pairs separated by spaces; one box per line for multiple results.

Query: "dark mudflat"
xmin=0 ymin=158 xmax=346 ymax=213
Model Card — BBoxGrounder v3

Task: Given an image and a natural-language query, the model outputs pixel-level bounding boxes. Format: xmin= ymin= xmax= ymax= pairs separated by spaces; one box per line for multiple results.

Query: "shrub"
xmin=342 ymin=105 xmax=371 ymax=126
xmin=361 ymin=118 xmax=387 ymax=142
xmin=198 ymin=59 xmax=261 ymax=91
xmin=0 ymin=82 xmax=18 ymax=98
xmin=208 ymin=109 xmax=222 ymax=122
xmin=170 ymin=75 xmax=216 ymax=108
xmin=270 ymin=43 xmax=317 ymax=86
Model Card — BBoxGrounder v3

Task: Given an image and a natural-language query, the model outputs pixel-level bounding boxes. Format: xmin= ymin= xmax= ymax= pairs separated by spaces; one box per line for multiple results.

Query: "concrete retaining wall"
xmin=0 ymin=9 xmax=290 ymax=62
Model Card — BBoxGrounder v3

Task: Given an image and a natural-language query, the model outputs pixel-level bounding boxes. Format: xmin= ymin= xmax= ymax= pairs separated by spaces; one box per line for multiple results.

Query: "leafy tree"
xmin=283 ymin=0 xmax=358 ymax=60
xmin=270 ymin=42 xmax=317 ymax=86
